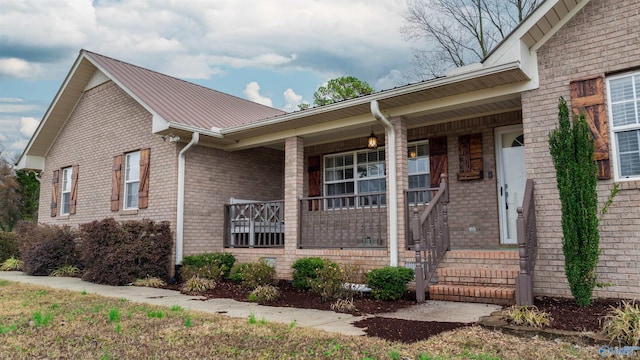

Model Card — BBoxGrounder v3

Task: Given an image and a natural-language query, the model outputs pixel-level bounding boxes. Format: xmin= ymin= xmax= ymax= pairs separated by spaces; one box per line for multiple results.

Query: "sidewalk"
xmin=0 ymin=271 xmax=500 ymax=336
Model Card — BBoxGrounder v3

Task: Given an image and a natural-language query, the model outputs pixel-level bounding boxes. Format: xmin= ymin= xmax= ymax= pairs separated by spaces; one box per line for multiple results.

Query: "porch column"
xmin=283 ymin=136 xmax=304 ymax=276
xmin=391 ymin=117 xmax=408 ymax=251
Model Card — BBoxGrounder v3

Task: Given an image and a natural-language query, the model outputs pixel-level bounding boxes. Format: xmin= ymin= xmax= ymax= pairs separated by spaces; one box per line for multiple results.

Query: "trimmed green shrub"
xmin=182 ymin=252 xmax=235 ymax=279
xmin=549 ymin=97 xmax=618 ymax=306
xmin=19 ymin=224 xmax=81 ymax=276
xmin=230 ymin=259 xmax=275 ymax=290
xmin=366 ymin=266 xmax=414 ymax=301
xmin=80 ymin=218 xmax=172 ymax=286
xmin=0 ymin=232 xmax=19 ymax=262
xmin=308 ymin=260 xmax=344 ymax=301
xmin=180 ymin=264 xmax=223 ymax=283
xmin=291 ymin=257 xmax=328 ymax=290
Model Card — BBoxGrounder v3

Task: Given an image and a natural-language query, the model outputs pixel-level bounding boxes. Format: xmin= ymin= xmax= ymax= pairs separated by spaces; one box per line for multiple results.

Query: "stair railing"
xmin=412 ymin=174 xmax=450 ymax=303
xmin=515 ymin=179 xmax=538 ymax=306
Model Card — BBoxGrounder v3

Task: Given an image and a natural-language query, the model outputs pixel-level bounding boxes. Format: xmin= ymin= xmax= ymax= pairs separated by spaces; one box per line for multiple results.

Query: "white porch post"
xmin=283 ymin=136 xmax=304 ymax=276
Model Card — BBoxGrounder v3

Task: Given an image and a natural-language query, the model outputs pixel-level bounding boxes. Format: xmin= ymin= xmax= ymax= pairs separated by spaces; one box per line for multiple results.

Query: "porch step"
xmin=428 ymin=284 xmax=515 ymax=306
xmin=436 ymin=268 xmax=518 ymax=287
xmin=427 ymin=249 xmax=518 ymax=305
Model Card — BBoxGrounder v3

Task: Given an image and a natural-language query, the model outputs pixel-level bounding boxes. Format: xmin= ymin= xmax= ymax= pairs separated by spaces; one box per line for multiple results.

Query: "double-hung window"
xmin=60 ymin=167 xmax=72 ymax=215
xmin=607 ymin=71 xmax=640 ymax=180
xmin=324 ymin=148 xmax=386 ymax=208
xmin=124 ymin=151 xmax=140 ymax=209
xmin=407 ymin=141 xmax=430 ymax=204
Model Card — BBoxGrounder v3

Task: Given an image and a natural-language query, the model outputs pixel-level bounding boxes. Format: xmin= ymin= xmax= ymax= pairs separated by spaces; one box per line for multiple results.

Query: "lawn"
xmin=0 ymin=280 xmax=600 ymax=359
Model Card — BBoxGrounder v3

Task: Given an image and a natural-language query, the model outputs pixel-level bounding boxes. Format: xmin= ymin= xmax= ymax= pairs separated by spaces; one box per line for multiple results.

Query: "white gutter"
xmin=370 ymin=100 xmax=398 ymax=267
xmin=176 ymin=132 xmax=199 ymax=265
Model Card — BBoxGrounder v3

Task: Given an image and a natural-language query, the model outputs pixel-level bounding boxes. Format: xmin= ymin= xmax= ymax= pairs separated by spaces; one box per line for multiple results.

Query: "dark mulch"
xmin=166 ymin=280 xmax=626 ymax=343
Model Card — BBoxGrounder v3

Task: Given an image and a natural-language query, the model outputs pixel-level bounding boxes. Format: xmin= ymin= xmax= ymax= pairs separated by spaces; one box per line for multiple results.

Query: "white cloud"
xmin=20 ymin=117 xmax=39 ymax=137
xmin=282 ymin=88 xmax=304 ymax=112
xmin=0 ymin=97 xmax=41 ymax=113
xmin=375 ymin=69 xmax=405 ymax=91
xmin=243 ymin=82 xmax=273 ymax=107
xmin=0 ymin=58 xmax=44 ymax=79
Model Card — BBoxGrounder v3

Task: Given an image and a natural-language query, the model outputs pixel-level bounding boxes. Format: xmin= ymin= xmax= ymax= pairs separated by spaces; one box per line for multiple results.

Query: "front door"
xmin=495 ymin=125 xmax=526 ymax=245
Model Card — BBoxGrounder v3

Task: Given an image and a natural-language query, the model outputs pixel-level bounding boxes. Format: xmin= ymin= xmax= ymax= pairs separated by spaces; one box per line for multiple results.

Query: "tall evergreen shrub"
xmin=549 ymin=97 xmax=599 ymax=306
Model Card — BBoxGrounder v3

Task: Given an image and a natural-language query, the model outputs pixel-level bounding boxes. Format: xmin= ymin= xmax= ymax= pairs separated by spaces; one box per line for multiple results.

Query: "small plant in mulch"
xmin=0 ymin=256 xmax=23 ymax=271
xmin=50 ymin=264 xmax=80 ymax=277
xmin=366 ymin=266 xmax=414 ymax=301
xmin=330 ymin=298 xmax=356 ymax=313
xmin=506 ymin=305 xmax=552 ymax=328
xmin=182 ymin=276 xmax=216 ymax=294
xmin=602 ymin=300 xmax=640 ymax=346
xmin=133 ymin=276 xmax=167 ymax=288
xmin=230 ymin=259 xmax=275 ymax=290
xmin=248 ymin=285 xmax=280 ymax=303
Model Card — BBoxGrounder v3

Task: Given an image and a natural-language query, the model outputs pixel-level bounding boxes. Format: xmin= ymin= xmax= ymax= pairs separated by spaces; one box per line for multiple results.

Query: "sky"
xmin=0 ymin=0 xmax=417 ymax=161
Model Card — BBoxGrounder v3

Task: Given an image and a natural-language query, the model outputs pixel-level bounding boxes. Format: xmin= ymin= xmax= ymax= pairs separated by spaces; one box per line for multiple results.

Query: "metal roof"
xmin=84 ymin=50 xmax=285 ymax=130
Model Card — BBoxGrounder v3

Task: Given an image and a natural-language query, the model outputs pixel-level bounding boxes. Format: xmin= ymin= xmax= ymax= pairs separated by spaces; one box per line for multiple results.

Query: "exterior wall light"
xmin=367 ymin=127 xmax=378 ymax=149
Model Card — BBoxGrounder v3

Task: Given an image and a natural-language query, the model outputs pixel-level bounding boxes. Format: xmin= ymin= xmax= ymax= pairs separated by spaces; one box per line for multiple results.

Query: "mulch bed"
xmin=165 ymin=280 xmax=628 ymax=343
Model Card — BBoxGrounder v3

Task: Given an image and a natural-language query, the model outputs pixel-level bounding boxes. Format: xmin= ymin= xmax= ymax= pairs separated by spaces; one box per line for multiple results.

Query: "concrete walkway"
xmin=0 ymin=271 xmax=501 ymax=336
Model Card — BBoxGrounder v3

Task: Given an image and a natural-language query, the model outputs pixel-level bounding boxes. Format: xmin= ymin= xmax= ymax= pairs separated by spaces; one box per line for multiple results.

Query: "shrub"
xmin=182 ymin=276 xmax=215 ymax=294
xmin=308 ymin=260 xmax=344 ymax=301
xmin=366 ymin=266 xmax=414 ymax=301
xmin=229 ymin=263 xmax=250 ymax=283
xmin=248 ymin=285 xmax=280 ymax=303
xmin=133 ymin=276 xmax=167 ymax=288
xmin=80 ymin=218 xmax=173 ymax=286
xmin=331 ymin=298 xmax=356 ymax=313
xmin=180 ymin=264 xmax=223 ymax=283
xmin=50 ymin=265 xmax=80 ymax=277
xmin=291 ymin=257 xmax=328 ymax=290
xmin=602 ymin=300 xmax=640 ymax=347
xmin=506 ymin=305 xmax=551 ymax=328
xmin=19 ymin=224 xmax=81 ymax=276
xmin=231 ymin=259 xmax=275 ymax=290
xmin=0 ymin=232 xmax=20 ymax=262
xmin=182 ymin=252 xmax=235 ymax=279
xmin=0 ymin=256 xmax=23 ymax=271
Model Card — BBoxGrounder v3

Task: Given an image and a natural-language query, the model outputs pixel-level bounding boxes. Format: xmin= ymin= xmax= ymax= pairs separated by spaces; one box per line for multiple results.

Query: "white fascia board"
xmin=15 ymin=155 xmax=45 ymax=171
xmin=224 ymin=113 xmax=373 ymax=151
xmin=162 ymin=122 xmax=223 ymax=138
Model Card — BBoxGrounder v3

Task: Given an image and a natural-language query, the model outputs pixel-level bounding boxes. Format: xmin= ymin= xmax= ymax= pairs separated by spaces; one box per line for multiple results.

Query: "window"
xmin=407 ymin=141 xmax=430 ymax=204
xmin=607 ymin=71 xmax=640 ymax=179
xmin=124 ymin=151 xmax=140 ymax=209
xmin=324 ymin=148 xmax=386 ymax=208
xmin=60 ymin=167 xmax=72 ymax=215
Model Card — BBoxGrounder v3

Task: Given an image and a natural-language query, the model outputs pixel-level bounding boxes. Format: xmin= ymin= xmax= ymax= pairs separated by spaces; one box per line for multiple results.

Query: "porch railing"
xmin=223 ymin=200 xmax=284 ymax=248
xmin=299 ymin=192 xmax=387 ymax=248
xmin=413 ymin=174 xmax=450 ymax=303
xmin=404 ymin=187 xmax=436 ymax=248
xmin=515 ymin=179 xmax=537 ymax=306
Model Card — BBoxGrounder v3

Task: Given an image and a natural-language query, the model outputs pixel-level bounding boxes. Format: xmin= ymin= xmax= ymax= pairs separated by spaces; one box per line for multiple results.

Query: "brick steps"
xmin=428 ymin=284 xmax=516 ymax=306
xmin=428 ymin=249 xmax=518 ymax=305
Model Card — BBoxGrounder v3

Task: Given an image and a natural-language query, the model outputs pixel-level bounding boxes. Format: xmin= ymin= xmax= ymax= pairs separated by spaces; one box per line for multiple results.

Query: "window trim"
xmin=323 ymin=147 xmax=386 ymax=209
xmin=606 ymin=70 xmax=640 ymax=181
xmin=124 ymin=151 xmax=140 ymax=210
xmin=60 ymin=167 xmax=72 ymax=216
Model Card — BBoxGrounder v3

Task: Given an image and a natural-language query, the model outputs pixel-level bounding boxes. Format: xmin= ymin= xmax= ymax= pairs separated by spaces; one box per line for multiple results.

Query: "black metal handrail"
xmin=412 ymin=174 xmax=449 ymax=302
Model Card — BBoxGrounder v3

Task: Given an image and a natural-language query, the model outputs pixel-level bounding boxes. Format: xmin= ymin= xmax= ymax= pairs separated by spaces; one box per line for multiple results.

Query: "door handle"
xmin=504 ymin=184 xmax=509 ymax=210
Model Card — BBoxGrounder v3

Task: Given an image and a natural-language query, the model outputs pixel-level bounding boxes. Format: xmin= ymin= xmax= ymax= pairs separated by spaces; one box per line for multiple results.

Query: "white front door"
xmin=495 ymin=125 xmax=526 ymax=245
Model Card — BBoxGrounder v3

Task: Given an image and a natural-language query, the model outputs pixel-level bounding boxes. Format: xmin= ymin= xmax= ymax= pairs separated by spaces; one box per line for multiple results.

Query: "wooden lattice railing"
xmin=515 ymin=179 xmax=538 ymax=306
xmin=412 ymin=174 xmax=450 ymax=303
xmin=224 ymin=200 xmax=285 ymax=248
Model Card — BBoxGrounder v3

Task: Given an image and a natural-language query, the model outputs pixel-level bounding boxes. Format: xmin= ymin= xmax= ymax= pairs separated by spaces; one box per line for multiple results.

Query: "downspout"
xmin=176 ymin=132 xmax=199 ymax=272
xmin=370 ymin=100 xmax=398 ymax=266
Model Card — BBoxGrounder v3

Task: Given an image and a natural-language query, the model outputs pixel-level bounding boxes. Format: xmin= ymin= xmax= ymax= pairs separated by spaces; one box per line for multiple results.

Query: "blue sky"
xmin=0 ymin=0 xmax=417 ymax=161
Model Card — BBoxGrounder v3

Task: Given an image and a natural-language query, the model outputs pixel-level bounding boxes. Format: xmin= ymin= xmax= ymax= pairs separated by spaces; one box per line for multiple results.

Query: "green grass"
xmin=0 ymin=281 xmax=600 ymax=359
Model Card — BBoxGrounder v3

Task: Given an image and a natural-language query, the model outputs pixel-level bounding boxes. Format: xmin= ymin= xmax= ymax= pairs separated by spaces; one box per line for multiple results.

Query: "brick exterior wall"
xmin=182 ymin=144 xmax=284 ymax=255
xmin=39 ymin=81 xmax=178 ymax=229
xmin=522 ymin=0 xmax=640 ymax=299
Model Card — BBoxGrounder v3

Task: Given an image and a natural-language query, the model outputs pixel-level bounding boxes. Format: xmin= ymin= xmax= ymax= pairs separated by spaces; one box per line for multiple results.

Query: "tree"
xmin=0 ymin=153 xmax=20 ymax=231
xmin=548 ymin=97 xmax=618 ymax=307
xmin=401 ymin=0 xmax=540 ymax=79
xmin=298 ymin=76 xmax=374 ymax=110
xmin=15 ymin=169 xmax=40 ymax=223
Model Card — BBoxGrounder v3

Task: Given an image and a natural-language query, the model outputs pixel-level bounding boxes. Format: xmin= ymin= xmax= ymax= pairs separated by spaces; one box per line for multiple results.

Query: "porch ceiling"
xmin=221 ymin=64 xmax=528 ymax=150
